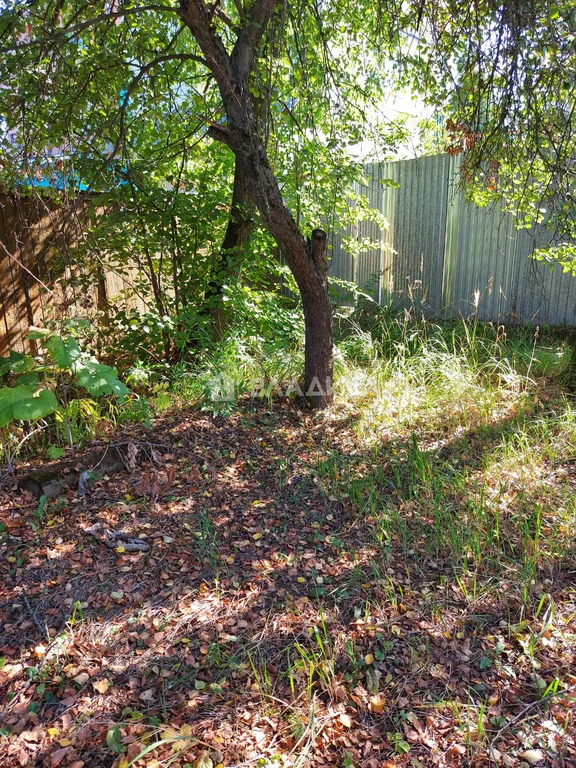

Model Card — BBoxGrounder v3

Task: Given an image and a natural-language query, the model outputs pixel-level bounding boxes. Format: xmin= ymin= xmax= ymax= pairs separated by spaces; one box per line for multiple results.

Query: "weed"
xmin=29 ymin=495 xmax=49 ymax=532
xmin=67 ymin=600 xmax=85 ymax=626
xmin=386 ymin=731 xmax=411 ymax=755
xmin=188 ymin=511 xmax=221 ymax=570
xmin=289 ymin=619 xmax=337 ymax=702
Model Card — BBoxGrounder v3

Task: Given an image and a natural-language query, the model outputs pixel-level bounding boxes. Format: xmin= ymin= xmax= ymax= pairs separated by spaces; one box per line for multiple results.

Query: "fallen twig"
xmin=22 ymin=592 xmax=46 ymax=636
xmin=83 ymin=522 xmax=150 ymax=552
xmin=489 ymin=691 xmax=564 ymax=748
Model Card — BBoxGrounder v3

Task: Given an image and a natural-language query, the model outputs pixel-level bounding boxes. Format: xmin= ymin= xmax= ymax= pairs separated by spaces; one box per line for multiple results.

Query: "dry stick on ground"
xmin=488 ymin=690 xmax=566 ymax=748
xmin=22 ymin=592 xmax=46 ymax=637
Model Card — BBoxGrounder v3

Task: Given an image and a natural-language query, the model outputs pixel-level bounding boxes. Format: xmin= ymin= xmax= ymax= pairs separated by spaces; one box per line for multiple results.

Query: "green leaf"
xmin=46 ymin=445 xmax=65 ymax=460
xmin=45 ymin=336 xmax=83 ymax=370
xmin=27 ymin=328 xmax=54 ymax=340
xmin=75 ymin=362 xmax=129 ymax=400
xmin=0 ymin=385 xmax=58 ymax=426
xmin=12 ymin=388 xmax=59 ymax=422
xmin=0 ymin=384 xmax=36 ymax=427
xmin=106 ymin=727 xmax=125 ymax=754
xmin=0 ymin=351 xmax=35 ymax=376
xmin=16 ymin=373 xmax=40 ymax=387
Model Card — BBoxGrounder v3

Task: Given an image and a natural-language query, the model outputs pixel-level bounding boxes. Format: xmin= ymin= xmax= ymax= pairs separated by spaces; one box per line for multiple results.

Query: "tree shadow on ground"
xmin=1 ymin=400 xmax=575 ymax=767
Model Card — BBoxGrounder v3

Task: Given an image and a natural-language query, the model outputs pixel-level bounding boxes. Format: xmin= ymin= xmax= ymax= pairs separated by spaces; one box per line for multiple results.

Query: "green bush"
xmin=0 ymin=329 xmax=128 ymax=472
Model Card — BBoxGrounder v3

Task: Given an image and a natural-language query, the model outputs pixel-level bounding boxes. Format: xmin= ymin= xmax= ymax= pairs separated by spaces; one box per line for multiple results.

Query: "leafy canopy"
xmin=0 ymin=0 xmax=574 ymax=270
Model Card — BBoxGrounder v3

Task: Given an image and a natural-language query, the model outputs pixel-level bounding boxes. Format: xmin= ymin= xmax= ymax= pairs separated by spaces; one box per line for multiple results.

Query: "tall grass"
xmin=315 ymin=308 xmax=574 ymax=612
xmin=332 ymin=309 xmax=542 ymax=440
xmin=170 ymin=305 xmax=565 ymax=421
xmin=171 ymin=331 xmax=304 ymax=412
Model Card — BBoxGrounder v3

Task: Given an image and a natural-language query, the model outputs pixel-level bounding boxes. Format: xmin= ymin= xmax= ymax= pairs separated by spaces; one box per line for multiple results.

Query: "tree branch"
xmin=0 ymin=5 xmax=180 ymax=55
xmin=231 ymin=0 xmax=280 ymax=83
xmin=206 ymin=123 xmax=233 ymax=145
xmin=107 ymin=53 xmax=206 ymax=162
xmin=231 ymin=0 xmax=246 ymax=22
xmin=215 ymin=8 xmax=239 ymax=32
xmin=179 ymin=0 xmax=237 ymax=106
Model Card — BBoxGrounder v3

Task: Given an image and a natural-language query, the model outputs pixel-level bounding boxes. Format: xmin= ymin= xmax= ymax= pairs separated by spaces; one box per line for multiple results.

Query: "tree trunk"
xmin=302 ymin=230 xmax=333 ymax=408
xmin=204 ymin=159 xmax=254 ymax=340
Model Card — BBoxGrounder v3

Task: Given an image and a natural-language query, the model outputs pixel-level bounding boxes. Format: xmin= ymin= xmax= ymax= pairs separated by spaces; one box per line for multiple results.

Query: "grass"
xmin=326 ymin=311 xmax=572 ymax=573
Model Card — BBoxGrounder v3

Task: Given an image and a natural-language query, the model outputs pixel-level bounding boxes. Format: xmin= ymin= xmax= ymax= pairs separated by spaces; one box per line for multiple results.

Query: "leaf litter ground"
xmin=1 ymin=401 xmax=575 ymax=768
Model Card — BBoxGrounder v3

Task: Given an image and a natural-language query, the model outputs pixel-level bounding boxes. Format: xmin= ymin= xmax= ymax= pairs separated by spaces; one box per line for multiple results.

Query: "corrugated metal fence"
xmin=329 ymin=154 xmax=576 ymax=326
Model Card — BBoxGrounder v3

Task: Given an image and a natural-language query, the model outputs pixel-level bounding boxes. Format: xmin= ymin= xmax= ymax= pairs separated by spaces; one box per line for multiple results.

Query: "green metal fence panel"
xmin=328 ymin=154 xmax=576 ymax=326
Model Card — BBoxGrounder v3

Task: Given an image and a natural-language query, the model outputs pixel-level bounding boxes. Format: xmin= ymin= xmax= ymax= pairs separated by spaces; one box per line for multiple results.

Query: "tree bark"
xmin=302 ymin=229 xmax=333 ymax=408
xmin=180 ymin=0 xmax=334 ymax=408
xmin=204 ymin=159 xmax=254 ymax=340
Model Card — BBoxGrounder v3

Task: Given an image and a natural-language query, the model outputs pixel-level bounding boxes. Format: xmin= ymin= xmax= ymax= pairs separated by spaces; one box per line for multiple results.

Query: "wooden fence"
xmin=0 ymin=193 xmax=144 ymax=356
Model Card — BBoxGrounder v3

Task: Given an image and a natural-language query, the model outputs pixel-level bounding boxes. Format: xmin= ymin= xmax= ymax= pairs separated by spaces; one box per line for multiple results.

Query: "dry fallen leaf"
xmin=339 ymin=713 xmax=352 ymax=728
xmin=194 ymin=750 xmax=214 ymax=768
xmin=140 ymin=688 xmax=155 ymax=701
xmin=402 ymin=721 xmax=420 ymax=742
xmin=49 ymin=746 xmax=72 ymax=767
xmin=520 ymin=750 xmax=544 ymax=766
xmin=406 ymin=711 xmax=424 ymax=733
xmin=369 ymin=694 xmax=386 ymax=713
xmin=445 ymin=744 xmax=466 ymax=764
xmin=92 ymin=679 xmax=110 ymax=694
